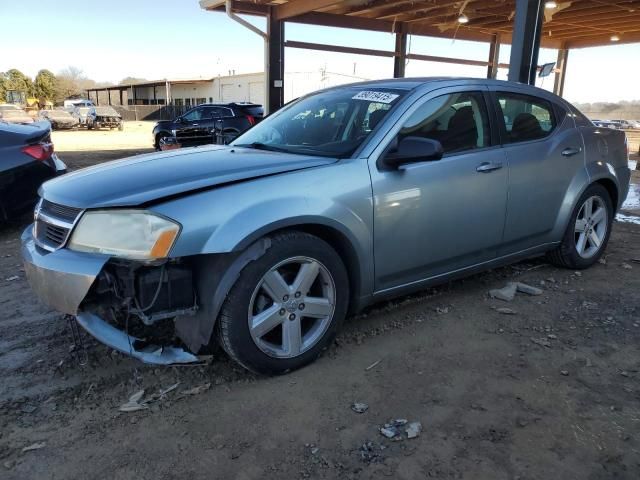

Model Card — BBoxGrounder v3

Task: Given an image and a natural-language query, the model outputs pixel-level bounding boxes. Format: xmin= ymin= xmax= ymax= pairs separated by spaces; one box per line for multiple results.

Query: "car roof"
xmin=311 ymin=77 xmax=564 ymax=99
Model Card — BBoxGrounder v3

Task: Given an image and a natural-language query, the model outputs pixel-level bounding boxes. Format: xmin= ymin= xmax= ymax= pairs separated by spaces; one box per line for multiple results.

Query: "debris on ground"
xmin=365 ymin=359 xmax=382 ymax=371
xmin=118 ymin=389 xmax=148 ymax=412
xmin=405 ymin=421 xmax=422 ymax=439
xmin=489 ymin=281 xmax=543 ymax=301
xmin=181 ymin=383 xmax=211 ymax=396
xmin=379 ymin=419 xmax=422 ymax=440
xmin=561 ymin=370 xmax=569 ymax=376
xmin=496 ymin=307 xmax=517 ymax=315
xmin=435 ymin=306 xmax=449 ymax=314
xmin=351 ymin=402 xmax=369 ymax=414
xmin=515 ymin=282 xmax=543 ymax=296
xmin=22 ymin=442 xmax=46 ymax=453
xmin=621 ymin=263 xmax=633 ymax=269
xmin=5 ymin=275 xmax=19 ymax=282
xmin=531 ymin=337 xmax=552 ymax=348
xmin=489 ymin=283 xmax=518 ymax=301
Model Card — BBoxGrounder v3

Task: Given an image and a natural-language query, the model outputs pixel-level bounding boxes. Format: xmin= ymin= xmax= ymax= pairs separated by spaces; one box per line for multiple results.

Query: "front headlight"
xmin=68 ymin=210 xmax=180 ymax=260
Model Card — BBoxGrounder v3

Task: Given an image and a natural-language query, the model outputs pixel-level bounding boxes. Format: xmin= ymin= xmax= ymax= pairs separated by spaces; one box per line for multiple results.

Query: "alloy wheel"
xmin=574 ymin=195 xmax=608 ymax=259
xmin=248 ymin=256 xmax=336 ymax=358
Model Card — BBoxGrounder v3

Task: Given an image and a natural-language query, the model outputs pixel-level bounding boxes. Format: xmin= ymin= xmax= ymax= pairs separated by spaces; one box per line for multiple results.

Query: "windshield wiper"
xmin=234 ymin=142 xmax=291 ymax=153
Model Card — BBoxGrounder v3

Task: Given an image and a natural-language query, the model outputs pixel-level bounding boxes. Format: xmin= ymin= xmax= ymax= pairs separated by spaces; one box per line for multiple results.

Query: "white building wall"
xmin=124 ymin=71 xmax=367 ymax=107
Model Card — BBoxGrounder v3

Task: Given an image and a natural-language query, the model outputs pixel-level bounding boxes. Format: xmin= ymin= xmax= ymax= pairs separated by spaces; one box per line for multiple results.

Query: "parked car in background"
xmin=0 ymin=104 xmax=21 ymax=113
xmin=72 ymin=106 xmax=91 ymax=127
xmin=0 ymin=108 xmax=34 ymax=124
xmin=592 ymin=119 xmax=619 ymax=129
xmin=611 ymin=119 xmax=636 ymax=129
xmin=86 ymin=106 xmax=123 ymax=130
xmin=0 ymin=121 xmax=66 ymax=220
xmin=63 ymin=99 xmax=94 ymax=109
xmin=152 ymin=102 xmax=263 ymax=149
xmin=22 ymin=78 xmax=630 ymax=374
xmin=38 ymin=109 xmax=78 ymax=130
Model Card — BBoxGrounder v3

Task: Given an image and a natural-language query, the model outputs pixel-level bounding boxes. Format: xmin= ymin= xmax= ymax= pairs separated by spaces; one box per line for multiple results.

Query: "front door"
xmin=369 ymin=88 xmax=508 ymax=292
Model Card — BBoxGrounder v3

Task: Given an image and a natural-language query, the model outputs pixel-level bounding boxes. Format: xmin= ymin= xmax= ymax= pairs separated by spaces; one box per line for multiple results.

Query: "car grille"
xmin=34 ymin=200 xmax=83 ymax=251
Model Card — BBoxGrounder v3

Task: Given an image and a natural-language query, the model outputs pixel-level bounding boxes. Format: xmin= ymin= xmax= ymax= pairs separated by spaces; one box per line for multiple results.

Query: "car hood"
xmin=40 ymin=145 xmax=337 ymax=208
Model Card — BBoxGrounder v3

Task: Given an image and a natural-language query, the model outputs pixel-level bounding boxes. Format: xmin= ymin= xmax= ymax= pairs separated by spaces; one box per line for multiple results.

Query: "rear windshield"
xmin=243 ymin=106 xmax=264 ymax=117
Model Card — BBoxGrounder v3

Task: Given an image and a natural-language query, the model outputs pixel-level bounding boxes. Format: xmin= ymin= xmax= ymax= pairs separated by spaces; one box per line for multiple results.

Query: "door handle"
xmin=561 ymin=146 xmax=582 ymax=157
xmin=192 ymin=123 xmax=199 ymax=126
xmin=476 ymin=162 xmax=503 ymax=173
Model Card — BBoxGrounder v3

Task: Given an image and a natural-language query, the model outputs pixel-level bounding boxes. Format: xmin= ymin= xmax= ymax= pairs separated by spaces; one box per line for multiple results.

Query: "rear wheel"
xmin=216 ymin=231 xmax=349 ymax=375
xmin=547 ymin=184 xmax=613 ymax=269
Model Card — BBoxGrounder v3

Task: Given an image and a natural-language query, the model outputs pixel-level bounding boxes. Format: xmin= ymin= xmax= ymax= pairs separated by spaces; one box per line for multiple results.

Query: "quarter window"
xmin=496 ymin=93 xmax=556 ymax=143
xmin=399 ymin=91 xmax=490 ymax=154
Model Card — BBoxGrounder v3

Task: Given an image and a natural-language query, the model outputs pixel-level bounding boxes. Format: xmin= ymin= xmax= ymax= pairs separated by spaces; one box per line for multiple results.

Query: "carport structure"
xmin=200 ymin=0 xmax=640 ymax=113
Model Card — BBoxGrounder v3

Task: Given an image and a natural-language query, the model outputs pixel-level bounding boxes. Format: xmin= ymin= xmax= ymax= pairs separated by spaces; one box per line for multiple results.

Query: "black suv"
xmin=152 ymin=103 xmax=263 ymax=149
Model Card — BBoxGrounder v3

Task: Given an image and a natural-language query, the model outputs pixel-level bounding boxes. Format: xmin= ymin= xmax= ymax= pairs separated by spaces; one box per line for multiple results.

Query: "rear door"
xmin=489 ymin=88 xmax=585 ymax=255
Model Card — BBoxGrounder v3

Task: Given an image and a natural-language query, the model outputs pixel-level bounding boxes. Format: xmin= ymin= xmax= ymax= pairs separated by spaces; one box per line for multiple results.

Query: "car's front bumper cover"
xmin=22 ymin=225 xmax=108 ymax=315
xmin=22 ymin=226 xmax=199 ymax=365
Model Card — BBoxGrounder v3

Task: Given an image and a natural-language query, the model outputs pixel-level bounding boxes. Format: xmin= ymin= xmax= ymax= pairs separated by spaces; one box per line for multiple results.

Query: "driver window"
xmin=399 ymin=91 xmax=490 ymax=154
xmin=182 ymin=108 xmax=203 ymax=122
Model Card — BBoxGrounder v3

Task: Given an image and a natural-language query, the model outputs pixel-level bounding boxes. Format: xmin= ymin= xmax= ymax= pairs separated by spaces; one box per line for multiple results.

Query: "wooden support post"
xmin=119 ymin=89 xmax=123 ymax=106
xmin=267 ymin=10 xmax=284 ymax=114
xmin=108 ymin=89 xmax=112 ymax=105
xmin=553 ymin=47 xmax=569 ymax=97
xmin=393 ymin=23 xmax=407 ymax=78
xmin=487 ymin=34 xmax=501 ymax=79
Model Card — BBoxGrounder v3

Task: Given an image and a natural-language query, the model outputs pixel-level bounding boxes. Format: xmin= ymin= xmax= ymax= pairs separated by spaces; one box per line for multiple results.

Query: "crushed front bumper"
xmin=21 ymin=226 xmax=199 ymax=365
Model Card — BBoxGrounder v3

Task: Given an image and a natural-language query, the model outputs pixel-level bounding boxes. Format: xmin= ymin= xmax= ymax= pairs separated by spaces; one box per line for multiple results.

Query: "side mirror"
xmin=383 ymin=136 xmax=443 ymax=169
xmin=176 ymin=116 xmax=184 ymax=123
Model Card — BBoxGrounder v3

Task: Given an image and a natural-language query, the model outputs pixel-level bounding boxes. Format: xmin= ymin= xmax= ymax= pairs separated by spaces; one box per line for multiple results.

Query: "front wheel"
xmin=216 ymin=231 xmax=349 ymax=375
xmin=547 ymin=184 xmax=613 ymax=269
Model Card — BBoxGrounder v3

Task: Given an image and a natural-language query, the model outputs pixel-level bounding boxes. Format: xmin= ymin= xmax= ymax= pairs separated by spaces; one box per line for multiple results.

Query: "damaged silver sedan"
xmin=22 ymin=78 xmax=630 ymax=374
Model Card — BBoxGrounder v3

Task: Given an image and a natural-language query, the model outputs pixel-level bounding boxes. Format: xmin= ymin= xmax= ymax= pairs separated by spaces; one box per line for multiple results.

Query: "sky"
xmin=1 ymin=0 xmax=639 ymax=104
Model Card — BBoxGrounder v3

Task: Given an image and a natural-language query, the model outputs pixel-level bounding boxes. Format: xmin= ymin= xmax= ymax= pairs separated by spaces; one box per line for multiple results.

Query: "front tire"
xmin=547 ymin=183 xmax=613 ymax=269
xmin=216 ymin=231 xmax=349 ymax=375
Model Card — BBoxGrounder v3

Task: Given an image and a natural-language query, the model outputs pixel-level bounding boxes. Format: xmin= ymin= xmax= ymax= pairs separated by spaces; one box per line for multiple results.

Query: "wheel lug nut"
xmin=283 ymin=295 xmax=289 ymax=301
xmin=289 ymin=314 xmax=296 ymax=321
xmin=299 ymin=303 xmax=305 ymax=310
xmin=279 ymin=309 xmax=286 ymax=316
xmin=294 ymin=291 xmax=301 ymax=298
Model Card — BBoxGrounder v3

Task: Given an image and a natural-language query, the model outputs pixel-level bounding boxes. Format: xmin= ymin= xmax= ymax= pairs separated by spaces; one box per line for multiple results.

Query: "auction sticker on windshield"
xmin=352 ymin=91 xmax=399 ymax=104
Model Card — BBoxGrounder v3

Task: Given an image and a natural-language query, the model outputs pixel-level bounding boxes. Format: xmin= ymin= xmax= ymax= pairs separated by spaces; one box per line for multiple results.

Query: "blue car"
xmin=22 ymin=78 xmax=630 ymax=374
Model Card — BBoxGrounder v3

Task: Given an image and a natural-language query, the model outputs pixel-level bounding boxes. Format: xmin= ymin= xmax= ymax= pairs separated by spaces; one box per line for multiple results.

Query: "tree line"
xmin=0 ymin=67 xmax=146 ymax=105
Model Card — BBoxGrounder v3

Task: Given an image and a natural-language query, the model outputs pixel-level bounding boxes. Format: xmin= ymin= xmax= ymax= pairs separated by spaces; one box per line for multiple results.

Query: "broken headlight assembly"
xmin=68 ymin=210 xmax=180 ymax=260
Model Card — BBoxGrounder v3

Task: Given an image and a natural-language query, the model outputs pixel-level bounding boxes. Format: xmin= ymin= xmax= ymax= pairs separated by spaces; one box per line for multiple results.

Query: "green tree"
xmin=34 ymin=69 xmax=57 ymax=101
xmin=119 ymin=76 xmax=147 ymax=85
xmin=0 ymin=71 xmax=7 ymax=103
xmin=3 ymin=69 xmax=34 ymax=96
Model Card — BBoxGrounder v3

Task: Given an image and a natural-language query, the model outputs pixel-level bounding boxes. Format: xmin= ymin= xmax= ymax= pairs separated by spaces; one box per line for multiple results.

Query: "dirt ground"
xmin=1 ymin=125 xmax=640 ymax=479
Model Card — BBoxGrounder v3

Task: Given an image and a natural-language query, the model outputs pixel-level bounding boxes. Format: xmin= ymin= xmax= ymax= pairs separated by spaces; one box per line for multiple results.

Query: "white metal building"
xmin=87 ymin=71 xmax=369 ymax=108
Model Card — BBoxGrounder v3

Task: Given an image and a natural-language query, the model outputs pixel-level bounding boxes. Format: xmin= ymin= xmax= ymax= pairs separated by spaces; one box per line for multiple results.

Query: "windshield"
xmin=232 ymin=87 xmax=406 ymax=157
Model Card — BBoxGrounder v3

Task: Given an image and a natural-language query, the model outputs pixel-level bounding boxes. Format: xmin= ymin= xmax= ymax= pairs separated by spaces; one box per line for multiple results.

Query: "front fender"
xmin=152 ymin=159 xmax=375 ymax=300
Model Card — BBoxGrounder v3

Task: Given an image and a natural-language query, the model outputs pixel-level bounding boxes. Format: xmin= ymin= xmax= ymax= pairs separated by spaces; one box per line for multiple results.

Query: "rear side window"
xmin=242 ymin=106 xmax=264 ymax=117
xmin=496 ymin=92 xmax=556 ymax=143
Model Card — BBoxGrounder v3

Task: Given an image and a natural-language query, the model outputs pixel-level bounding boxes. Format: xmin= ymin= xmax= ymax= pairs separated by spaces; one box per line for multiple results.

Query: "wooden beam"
xmin=284 ymin=40 xmax=395 ymax=58
xmin=273 ymin=0 xmax=344 ymax=21
xmin=553 ymin=47 xmax=568 ymax=97
xmin=487 ymin=34 xmax=501 ymax=79
xmin=393 ymin=23 xmax=408 ymax=78
xmin=289 ymin=11 xmax=394 ymax=32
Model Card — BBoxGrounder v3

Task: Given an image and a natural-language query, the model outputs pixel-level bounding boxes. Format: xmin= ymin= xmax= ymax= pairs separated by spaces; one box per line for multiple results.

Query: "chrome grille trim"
xmin=33 ymin=199 xmax=84 ymax=252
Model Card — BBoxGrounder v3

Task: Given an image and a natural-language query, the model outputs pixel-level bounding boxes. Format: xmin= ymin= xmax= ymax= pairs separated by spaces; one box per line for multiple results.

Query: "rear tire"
xmin=547 ymin=184 xmax=613 ymax=269
xmin=216 ymin=231 xmax=349 ymax=375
